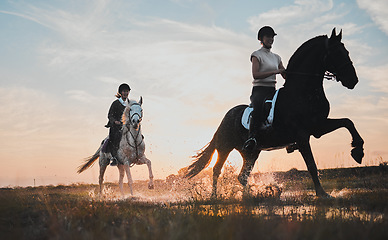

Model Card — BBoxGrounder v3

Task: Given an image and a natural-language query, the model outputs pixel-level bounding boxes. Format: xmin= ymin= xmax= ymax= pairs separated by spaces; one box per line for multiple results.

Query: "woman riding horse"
xmin=243 ymin=26 xmax=286 ymax=152
xmin=104 ymin=83 xmax=131 ymax=166
xmin=186 ymin=28 xmax=364 ymax=198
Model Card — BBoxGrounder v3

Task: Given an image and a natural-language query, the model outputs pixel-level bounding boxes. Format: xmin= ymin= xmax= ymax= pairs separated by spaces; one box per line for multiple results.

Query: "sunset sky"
xmin=1 ymin=0 xmax=387 ymax=187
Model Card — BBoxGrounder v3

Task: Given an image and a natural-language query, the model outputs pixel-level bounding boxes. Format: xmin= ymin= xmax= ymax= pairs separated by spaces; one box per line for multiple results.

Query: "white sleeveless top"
xmin=251 ymin=47 xmax=282 ymax=87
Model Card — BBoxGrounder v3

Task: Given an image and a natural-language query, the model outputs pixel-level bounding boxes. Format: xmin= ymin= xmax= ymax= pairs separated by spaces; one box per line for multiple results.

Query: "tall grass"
xmin=1 ymin=165 xmax=387 ymax=240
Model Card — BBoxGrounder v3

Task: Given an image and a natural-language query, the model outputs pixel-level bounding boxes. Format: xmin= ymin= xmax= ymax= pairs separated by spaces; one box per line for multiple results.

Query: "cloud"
xmin=246 ymin=0 xmax=358 ymax=62
xmin=65 ymin=90 xmax=96 ymax=103
xmin=357 ymin=0 xmax=388 ymax=35
xmin=247 ymin=0 xmax=334 ymax=31
xmin=98 ymin=76 xmax=122 ymax=84
xmin=0 ymin=87 xmax=55 ymax=137
xmin=0 ymin=9 xmax=51 ymax=28
xmin=0 ymin=87 xmax=101 ymax=138
xmin=25 ymin=4 xmax=252 ymax=105
xmin=358 ymin=64 xmax=388 ymax=94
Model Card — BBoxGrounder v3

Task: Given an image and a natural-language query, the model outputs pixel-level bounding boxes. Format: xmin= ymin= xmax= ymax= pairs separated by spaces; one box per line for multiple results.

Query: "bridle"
xmin=324 ymin=41 xmax=354 ymax=80
xmin=124 ymin=103 xmax=143 ymax=166
xmin=285 ymin=37 xmax=353 ymax=82
xmin=128 ymin=103 xmax=142 ymax=126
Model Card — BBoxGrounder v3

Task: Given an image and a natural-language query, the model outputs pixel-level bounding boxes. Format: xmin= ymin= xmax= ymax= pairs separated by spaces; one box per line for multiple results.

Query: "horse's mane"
xmin=287 ymin=35 xmax=328 ymax=70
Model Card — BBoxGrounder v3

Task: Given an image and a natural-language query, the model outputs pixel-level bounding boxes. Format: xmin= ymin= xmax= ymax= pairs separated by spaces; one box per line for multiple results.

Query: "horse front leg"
xmin=118 ymin=164 xmax=125 ymax=196
xmin=313 ymin=118 xmax=364 ymax=164
xmin=123 ymin=164 xmax=133 ymax=195
xmin=144 ymin=158 xmax=154 ymax=189
xmin=297 ymin=136 xmax=330 ymax=198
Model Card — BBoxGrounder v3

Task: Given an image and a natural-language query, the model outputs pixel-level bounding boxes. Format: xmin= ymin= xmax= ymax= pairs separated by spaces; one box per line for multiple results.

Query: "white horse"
xmin=78 ymin=97 xmax=154 ymax=196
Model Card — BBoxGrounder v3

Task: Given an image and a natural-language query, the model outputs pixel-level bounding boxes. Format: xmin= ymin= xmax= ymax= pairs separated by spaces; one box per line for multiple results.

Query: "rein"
xmin=125 ymin=126 xmax=143 ymax=167
xmin=284 ymin=71 xmax=338 ymax=81
xmin=124 ymin=103 xmax=144 ymax=167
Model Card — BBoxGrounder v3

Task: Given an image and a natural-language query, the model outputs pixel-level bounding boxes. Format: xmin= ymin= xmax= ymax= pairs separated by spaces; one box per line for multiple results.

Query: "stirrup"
xmin=243 ymin=137 xmax=257 ymax=151
xmin=286 ymin=143 xmax=298 ymax=153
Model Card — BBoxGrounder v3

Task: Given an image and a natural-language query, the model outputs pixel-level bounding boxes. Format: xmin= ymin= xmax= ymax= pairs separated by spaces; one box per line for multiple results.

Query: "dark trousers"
xmin=108 ymin=125 xmax=122 ymax=158
xmin=249 ymin=86 xmax=276 ymax=139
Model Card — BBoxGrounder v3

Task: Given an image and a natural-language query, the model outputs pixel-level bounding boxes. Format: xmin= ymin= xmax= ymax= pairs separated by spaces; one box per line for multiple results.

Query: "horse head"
xmin=325 ymin=28 xmax=358 ymax=89
xmin=123 ymin=97 xmax=143 ymax=130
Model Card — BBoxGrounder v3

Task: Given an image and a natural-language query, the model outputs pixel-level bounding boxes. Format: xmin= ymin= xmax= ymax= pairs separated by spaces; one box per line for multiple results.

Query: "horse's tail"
xmin=77 ymin=144 xmax=102 ymax=174
xmin=185 ymin=136 xmax=217 ymax=179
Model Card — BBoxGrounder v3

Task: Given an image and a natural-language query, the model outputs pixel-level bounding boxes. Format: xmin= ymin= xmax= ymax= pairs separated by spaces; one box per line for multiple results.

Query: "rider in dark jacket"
xmin=105 ymin=83 xmax=131 ymax=166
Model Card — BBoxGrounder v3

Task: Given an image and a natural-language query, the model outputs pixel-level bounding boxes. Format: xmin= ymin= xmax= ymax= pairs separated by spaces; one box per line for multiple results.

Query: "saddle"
xmin=101 ymin=137 xmax=110 ymax=153
xmin=241 ymin=89 xmax=281 ymax=130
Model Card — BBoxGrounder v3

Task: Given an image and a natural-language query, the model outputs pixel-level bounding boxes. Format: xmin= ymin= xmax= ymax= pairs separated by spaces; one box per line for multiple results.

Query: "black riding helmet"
xmin=118 ymin=83 xmax=131 ymax=93
xmin=258 ymin=26 xmax=277 ymax=41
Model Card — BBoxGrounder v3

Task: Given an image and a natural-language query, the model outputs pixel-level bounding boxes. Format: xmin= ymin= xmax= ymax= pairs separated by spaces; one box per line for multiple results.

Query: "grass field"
xmin=1 ymin=164 xmax=387 ymax=240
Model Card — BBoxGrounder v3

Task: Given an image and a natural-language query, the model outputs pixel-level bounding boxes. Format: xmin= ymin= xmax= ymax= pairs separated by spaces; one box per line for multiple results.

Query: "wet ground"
xmin=1 ymin=165 xmax=387 ymax=239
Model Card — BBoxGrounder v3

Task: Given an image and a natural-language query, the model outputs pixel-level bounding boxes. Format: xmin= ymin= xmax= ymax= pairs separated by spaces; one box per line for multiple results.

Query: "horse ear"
xmin=139 ymin=96 xmax=143 ymax=105
xmin=330 ymin=28 xmax=336 ymax=40
xmin=337 ymin=29 xmax=342 ymax=41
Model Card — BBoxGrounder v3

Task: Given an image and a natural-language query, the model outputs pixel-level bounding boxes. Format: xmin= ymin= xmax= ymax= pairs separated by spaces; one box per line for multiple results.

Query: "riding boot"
xmin=110 ymin=138 xmax=121 ymax=166
xmin=104 ymin=140 xmax=118 ymax=166
xmin=243 ymin=103 xmax=269 ymax=152
xmin=244 ymin=86 xmax=273 ymax=152
xmin=110 ymin=145 xmax=118 ymax=166
xmin=243 ymin=116 xmax=260 ymax=152
xmin=108 ymin=125 xmax=121 ymax=166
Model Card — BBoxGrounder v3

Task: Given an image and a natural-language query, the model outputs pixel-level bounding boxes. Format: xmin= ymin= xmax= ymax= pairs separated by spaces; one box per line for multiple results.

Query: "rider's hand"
xmin=114 ymin=120 xmax=121 ymax=125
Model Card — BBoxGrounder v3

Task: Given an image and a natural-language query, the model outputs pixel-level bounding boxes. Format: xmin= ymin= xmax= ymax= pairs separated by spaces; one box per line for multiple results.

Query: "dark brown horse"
xmin=186 ymin=28 xmax=364 ymax=198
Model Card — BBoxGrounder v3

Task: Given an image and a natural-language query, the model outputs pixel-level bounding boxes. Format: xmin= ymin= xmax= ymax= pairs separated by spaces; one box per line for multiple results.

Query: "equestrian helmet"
xmin=258 ymin=26 xmax=277 ymax=40
xmin=118 ymin=83 xmax=131 ymax=93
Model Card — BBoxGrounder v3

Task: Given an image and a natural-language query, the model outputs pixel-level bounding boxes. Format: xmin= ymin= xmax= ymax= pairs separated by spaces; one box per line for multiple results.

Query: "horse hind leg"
xmin=99 ymin=163 xmax=108 ymax=196
xmin=211 ymin=150 xmax=231 ymax=198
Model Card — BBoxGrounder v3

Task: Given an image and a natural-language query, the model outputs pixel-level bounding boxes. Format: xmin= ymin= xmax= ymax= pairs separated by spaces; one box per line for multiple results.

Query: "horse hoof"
xmin=148 ymin=184 xmax=154 ymax=190
xmin=317 ymin=192 xmax=333 ymax=199
xmin=351 ymin=147 xmax=364 ymax=164
xmin=351 ymin=139 xmax=364 ymax=148
xmin=210 ymin=193 xmax=217 ymax=200
xmin=238 ymin=175 xmax=248 ymax=186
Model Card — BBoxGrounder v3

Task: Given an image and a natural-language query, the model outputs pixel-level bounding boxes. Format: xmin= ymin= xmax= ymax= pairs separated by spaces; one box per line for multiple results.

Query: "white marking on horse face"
xmin=129 ymin=104 xmax=143 ymax=129
xmin=132 ymin=115 xmax=140 ymax=129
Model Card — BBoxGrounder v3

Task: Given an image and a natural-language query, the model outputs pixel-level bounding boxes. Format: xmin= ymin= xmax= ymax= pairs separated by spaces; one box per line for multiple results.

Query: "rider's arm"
xmin=252 ymin=56 xmax=284 ymax=79
xmin=108 ymin=101 xmax=122 ymax=125
xmin=278 ymin=61 xmax=286 ymax=79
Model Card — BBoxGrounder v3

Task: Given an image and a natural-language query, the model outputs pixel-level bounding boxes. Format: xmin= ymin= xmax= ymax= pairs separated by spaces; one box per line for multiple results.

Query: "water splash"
xmin=83 ymin=167 xmax=386 ymax=223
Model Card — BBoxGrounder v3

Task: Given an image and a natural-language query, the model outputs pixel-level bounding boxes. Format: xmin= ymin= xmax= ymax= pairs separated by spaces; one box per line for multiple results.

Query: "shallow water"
xmin=189 ymin=202 xmax=384 ymax=222
xmin=89 ymin=184 xmax=386 ymax=223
